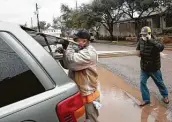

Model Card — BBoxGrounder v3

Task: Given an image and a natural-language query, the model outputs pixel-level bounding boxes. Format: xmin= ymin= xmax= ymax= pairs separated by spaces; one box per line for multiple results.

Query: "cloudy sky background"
xmin=0 ymin=0 xmax=92 ymax=27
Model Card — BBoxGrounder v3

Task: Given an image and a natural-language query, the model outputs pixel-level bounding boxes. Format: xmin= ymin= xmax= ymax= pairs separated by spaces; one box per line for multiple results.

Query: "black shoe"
xmin=139 ymin=101 xmax=151 ymax=107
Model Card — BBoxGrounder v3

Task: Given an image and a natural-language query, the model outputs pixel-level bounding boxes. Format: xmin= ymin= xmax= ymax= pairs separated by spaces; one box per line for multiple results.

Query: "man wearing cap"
xmin=136 ymin=26 xmax=169 ymax=106
xmin=57 ymin=30 xmax=100 ymax=122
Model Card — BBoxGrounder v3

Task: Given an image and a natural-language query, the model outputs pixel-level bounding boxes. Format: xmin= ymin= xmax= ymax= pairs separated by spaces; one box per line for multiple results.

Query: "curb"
xmin=165 ymin=48 xmax=172 ymax=51
xmin=94 ymin=42 xmax=172 ymax=51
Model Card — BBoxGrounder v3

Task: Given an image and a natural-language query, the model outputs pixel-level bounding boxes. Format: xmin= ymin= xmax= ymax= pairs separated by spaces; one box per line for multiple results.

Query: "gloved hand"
xmin=72 ymin=44 xmax=81 ymax=52
xmin=93 ymin=101 xmax=102 ymax=110
xmin=55 ymin=47 xmax=64 ymax=54
xmin=141 ymin=36 xmax=147 ymax=41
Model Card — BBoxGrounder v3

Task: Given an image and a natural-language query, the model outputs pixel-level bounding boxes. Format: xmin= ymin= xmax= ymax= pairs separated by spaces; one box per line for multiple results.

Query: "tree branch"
xmin=122 ymin=3 xmax=134 ymax=19
xmin=122 ymin=2 xmax=134 ymax=19
xmin=138 ymin=10 xmax=145 ymax=18
xmin=147 ymin=8 xmax=155 ymax=17
xmin=106 ymin=10 xmax=113 ymax=20
xmin=101 ymin=22 xmax=110 ymax=31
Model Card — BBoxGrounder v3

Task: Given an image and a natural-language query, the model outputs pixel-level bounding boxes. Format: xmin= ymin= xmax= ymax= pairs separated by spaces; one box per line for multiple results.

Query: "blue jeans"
xmin=140 ymin=70 xmax=168 ymax=102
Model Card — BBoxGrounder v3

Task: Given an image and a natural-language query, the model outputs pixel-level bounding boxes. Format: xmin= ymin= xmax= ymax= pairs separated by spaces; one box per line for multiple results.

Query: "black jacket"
xmin=136 ymin=37 xmax=164 ymax=72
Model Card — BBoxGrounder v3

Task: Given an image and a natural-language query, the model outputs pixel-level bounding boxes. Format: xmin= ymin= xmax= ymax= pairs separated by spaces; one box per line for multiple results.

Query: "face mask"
xmin=141 ymin=36 xmax=147 ymax=41
xmin=141 ymin=34 xmax=151 ymax=41
xmin=147 ymin=34 xmax=151 ymax=40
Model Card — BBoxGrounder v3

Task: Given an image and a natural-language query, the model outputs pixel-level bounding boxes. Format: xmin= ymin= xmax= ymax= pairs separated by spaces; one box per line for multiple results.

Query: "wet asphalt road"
xmin=92 ymin=43 xmax=172 ymax=116
xmin=97 ymin=66 xmax=170 ymax=122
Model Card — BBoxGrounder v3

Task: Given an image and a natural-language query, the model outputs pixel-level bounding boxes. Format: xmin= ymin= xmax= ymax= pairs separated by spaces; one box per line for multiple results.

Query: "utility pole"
xmin=31 ymin=17 xmax=33 ymax=28
xmin=36 ymin=3 xmax=40 ymax=32
xmin=117 ymin=23 xmax=120 ymax=43
xmin=76 ymin=0 xmax=78 ymax=10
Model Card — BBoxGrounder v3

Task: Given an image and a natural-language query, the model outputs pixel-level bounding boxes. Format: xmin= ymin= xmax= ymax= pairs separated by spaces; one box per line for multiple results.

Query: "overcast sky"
xmin=0 ymin=0 xmax=92 ymax=27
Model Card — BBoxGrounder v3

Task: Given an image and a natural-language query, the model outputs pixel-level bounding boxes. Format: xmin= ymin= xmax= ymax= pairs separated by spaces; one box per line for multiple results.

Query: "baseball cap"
xmin=73 ymin=30 xmax=91 ymax=41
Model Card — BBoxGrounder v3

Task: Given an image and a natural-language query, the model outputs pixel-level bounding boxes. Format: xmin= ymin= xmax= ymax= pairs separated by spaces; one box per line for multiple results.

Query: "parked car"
xmin=0 ymin=22 xmax=86 ymax=122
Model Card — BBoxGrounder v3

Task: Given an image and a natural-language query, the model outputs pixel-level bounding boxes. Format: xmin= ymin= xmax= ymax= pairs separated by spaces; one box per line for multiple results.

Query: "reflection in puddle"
xmin=98 ymin=66 xmax=171 ymax=122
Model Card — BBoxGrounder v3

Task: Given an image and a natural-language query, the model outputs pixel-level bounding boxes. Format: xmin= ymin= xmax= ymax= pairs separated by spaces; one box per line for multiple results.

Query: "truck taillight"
xmin=56 ymin=92 xmax=85 ymax=122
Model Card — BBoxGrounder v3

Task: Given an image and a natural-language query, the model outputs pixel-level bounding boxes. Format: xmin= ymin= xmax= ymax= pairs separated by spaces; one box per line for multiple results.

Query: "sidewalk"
xmin=94 ymin=40 xmax=172 ymax=51
xmin=98 ymin=66 xmax=171 ymax=122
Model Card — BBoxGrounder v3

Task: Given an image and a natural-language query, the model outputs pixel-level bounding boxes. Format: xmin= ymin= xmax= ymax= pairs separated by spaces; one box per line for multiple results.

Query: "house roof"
xmin=112 ymin=6 xmax=167 ymax=24
xmin=47 ymin=26 xmax=55 ymax=30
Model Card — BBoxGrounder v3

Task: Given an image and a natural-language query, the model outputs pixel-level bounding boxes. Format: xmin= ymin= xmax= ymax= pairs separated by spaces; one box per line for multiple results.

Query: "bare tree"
xmin=91 ymin=0 xmax=124 ymax=41
xmin=122 ymin=0 xmax=162 ymax=36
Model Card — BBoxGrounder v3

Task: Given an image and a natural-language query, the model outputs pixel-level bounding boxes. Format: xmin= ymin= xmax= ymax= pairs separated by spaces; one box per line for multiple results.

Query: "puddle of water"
xmin=99 ymin=87 xmax=146 ymax=122
xmin=97 ymin=66 xmax=171 ymax=122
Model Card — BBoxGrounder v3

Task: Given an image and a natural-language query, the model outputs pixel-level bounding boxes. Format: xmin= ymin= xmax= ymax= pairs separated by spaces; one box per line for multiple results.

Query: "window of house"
xmin=166 ymin=15 xmax=172 ymax=27
xmin=0 ymin=36 xmax=45 ymax=108
xmin=147 ymin=21 xmax=152 ymax=27
xmin=152 ymin=16 xmax=160 ymax=28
